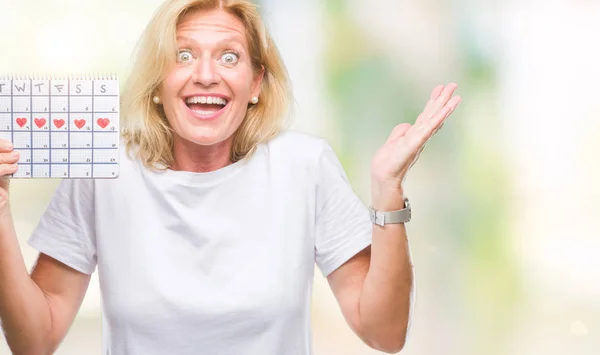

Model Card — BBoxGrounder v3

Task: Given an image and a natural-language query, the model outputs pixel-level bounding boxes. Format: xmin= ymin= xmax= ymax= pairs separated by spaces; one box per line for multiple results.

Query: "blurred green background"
xmin=1 ymin=0 xmax=599 ymax=354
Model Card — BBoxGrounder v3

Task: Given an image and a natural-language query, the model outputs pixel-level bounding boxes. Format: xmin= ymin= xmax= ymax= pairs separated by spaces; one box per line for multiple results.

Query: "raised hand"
xmin=370 ymin=83 xmax=461 ymax=204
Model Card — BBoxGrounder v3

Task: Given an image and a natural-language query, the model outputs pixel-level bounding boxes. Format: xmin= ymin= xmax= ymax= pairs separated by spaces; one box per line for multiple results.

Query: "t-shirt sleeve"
xmin=27 ymin=178 xmax=97 ymax=275
xmin=314 ymin=141 xmax=372 ymax=277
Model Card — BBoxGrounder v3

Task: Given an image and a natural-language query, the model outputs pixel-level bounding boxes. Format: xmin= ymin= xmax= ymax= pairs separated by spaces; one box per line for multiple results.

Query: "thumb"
xmin=386 ymin=123 xmax=412 ymax=143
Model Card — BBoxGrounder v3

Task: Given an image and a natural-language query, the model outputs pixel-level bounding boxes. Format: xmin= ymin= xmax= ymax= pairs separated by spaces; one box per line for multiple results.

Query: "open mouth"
xmin=184 ymin=95 xmax=229 ymax=119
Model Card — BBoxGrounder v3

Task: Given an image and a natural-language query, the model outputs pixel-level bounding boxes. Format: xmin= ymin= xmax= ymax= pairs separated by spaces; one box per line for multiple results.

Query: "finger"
xmin=410 ymin=98 xmax=459 ymax=147
xmin=0 ymin=139 xmax=13 ymax=153
xmin=403 ymin=123 xmax=430 ymax=154
xmin=0 ymin=151 xmax=19 ymax=165
xmin=429 ymin=95 xmax=461 ymax=128
xmin=432 ymin=122 xmax=445 ymax=137
xmin=407 ymin=94 xmax=461 ymax=168
xmin=416 ymin=85 xmax=445 ymax=125
xmin=0 ymin=163 xmax=18 ymax=177
xmin=409 ymin=94 xmax=461 ymax=144
xmin=424 ymin=97 xmax=461 ymax=143
xmin=429 ymin=82 xmax=458 ymax=119
xmin=430 ymin=84 xmax=444 ymax=100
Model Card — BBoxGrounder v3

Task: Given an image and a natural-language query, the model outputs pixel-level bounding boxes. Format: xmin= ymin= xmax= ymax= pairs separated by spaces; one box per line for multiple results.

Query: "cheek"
xmin=224 ymin=69 xmax=256 ymax=97
xmin=160 ymin=72 xmax=189 ymax=118
xmin=161 ymin=68 xmax=190 ymax=96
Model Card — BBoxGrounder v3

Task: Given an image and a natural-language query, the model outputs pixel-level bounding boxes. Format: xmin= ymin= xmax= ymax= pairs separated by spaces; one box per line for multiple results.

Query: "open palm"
xmin=371 ymin=83 xmax=462 ymax=189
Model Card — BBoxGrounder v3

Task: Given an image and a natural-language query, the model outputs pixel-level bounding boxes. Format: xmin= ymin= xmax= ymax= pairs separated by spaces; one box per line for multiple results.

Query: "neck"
xmin=170 ymin=135 xmax=233 ymax=173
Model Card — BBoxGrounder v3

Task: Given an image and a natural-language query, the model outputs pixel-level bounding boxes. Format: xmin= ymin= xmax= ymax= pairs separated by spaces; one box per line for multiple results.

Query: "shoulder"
xmin=264 ymin=130 xmax=329 ymax=164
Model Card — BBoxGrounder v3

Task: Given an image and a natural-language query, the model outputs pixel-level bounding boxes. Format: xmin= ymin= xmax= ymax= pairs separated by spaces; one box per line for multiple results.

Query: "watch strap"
xmin=369 ymin=197 xmax=411 ymax=226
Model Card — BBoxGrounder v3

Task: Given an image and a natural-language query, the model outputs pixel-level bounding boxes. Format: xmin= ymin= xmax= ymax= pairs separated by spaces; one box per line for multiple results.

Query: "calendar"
xmin=0 ymin=75 xmax=120 ymax=178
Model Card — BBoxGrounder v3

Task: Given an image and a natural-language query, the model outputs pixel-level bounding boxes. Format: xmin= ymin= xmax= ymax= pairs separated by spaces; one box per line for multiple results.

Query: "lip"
xmin=182 ymin=93 xmax=231 ymax=101
xmin=183 ymin=99 xmax=229 ymax=121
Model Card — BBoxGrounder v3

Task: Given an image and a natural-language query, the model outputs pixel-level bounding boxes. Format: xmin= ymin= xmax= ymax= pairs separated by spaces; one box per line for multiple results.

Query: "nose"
xmin=191 ymin=56 xmax=221 ymax=87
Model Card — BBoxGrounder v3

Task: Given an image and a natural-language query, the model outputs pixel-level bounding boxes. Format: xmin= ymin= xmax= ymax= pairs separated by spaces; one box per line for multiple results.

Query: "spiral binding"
xmin=0 ymin=73 xmax=118 ymax=80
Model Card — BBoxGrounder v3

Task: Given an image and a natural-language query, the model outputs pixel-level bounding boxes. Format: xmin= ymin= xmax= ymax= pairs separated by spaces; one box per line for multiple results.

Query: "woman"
xmin=0 ymin=0 xmax=461 ymax=354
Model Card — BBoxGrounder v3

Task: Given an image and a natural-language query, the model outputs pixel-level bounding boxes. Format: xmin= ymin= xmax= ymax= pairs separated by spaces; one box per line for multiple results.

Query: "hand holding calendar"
xmin=0 ymin=139 xmax=17 ymax=217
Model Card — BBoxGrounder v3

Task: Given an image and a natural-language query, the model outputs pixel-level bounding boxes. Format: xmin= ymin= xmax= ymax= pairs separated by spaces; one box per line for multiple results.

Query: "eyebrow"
xmin=176 ymin=35 xmax=246 ymax=50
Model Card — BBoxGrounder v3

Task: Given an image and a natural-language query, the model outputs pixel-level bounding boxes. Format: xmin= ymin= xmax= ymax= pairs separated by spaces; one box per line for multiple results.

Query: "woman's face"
xmin=159 ymin=9 xmax=263 ymax=147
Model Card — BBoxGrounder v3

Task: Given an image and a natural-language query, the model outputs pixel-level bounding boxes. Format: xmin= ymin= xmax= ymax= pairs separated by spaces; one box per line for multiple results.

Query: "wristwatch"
xmin=369 ymin=197 xmax=411 ymax=226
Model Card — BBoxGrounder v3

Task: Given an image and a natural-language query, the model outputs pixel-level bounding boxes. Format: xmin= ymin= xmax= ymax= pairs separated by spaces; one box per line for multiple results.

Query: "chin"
xmin=178 ymin=127 xmax=231 ymax=147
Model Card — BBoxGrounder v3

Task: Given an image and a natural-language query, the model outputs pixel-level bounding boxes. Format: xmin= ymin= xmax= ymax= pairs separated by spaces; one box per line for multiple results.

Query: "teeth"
xmin=186 ymin=96 xmax=227 ymax=105
xmin=192 ymin=109 xmax=218 ymax=116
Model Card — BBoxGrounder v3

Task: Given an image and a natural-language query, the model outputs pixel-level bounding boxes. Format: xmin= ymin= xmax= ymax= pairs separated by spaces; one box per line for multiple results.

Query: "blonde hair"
xmin=121 ymin=0 xmax=292 ymax=169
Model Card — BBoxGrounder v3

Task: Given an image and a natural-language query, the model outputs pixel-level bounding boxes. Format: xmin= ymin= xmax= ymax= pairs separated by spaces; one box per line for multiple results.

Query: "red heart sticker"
xmin=34 ymin=118 xmax=46 ymax=128
xmin=53 ymin=119 xmax=65 ymax=129
xmin=16 ymin=117 xmax=27 ymax=127
xmin=97 ymin=118 xmax=110 ymax=129
xmin=74 ymin=119 xmax=86 ymax=129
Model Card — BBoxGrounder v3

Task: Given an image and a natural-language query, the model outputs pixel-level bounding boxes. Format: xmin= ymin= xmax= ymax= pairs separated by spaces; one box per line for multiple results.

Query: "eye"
xmin=177 ymin=50 xmax=194 ymax=63
xmin=220 ymin=52 xmax=239 ymax=65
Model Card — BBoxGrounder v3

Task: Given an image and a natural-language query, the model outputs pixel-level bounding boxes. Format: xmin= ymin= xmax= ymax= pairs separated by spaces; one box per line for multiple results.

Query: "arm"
xmin=0 ymin=207 xmax=91 ymax=355
xmin=0 ymin=142 xmax=93 ymax=355
xmin=327 ymin=188 xmax=412 ymax=354
xmin=327 ymin=83 xmax=462 ymax=353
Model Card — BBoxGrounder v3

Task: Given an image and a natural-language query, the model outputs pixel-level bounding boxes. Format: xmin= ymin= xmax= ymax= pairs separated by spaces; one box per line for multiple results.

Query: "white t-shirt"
xmin=28 ymin=130 xmax=373 ymax=355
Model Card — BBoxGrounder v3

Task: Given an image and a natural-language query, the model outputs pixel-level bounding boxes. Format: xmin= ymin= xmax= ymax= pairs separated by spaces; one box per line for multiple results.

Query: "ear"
xmin=251 ymin=65 xmax=265 ymax=97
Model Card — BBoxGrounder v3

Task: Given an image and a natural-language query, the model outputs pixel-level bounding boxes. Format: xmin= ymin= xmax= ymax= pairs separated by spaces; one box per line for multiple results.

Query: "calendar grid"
xmin=18 ymin=147 xmax=117 ymax=149
xmin=28 ymin=162 xmax=117 ymax=165
xmin=10 ymin=95 xmax=119 ymax=97
xmin=91 ymin=81 xmax=94 ymax=178
xmin=10 ymin=79 xmax=13 ymax=154
xmin=67 ymin=79 xmax=71 ymax=178
xmin=49 ymin=80 xmax=52 ymax=177
xmin=2 ymin=76 xmax=120 ymax=178
xmin=29 ymin=80 xmax=33 ymax=175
